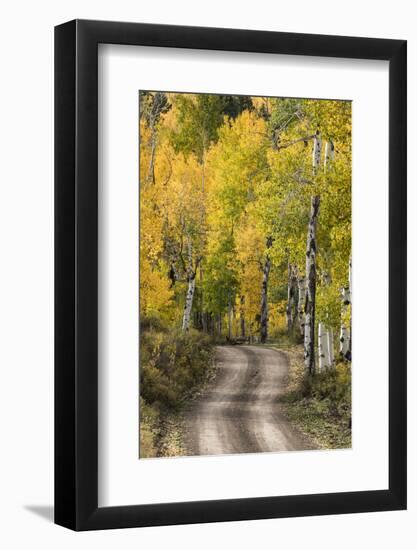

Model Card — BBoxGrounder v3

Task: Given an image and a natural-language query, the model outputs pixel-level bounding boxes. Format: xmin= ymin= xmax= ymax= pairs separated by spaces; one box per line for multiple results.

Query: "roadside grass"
xmin=276 ymin=345 xmax=352 ymax=450
xmin=139 ymin=396 xmax=186 ymax=458
xmin=139 ymin=316 xmax=215 ymax=458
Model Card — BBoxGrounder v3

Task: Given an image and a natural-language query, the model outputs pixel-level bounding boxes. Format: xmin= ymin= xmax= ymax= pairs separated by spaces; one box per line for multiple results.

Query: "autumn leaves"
xmin=139 ymin=92 xmax=352 ymax=374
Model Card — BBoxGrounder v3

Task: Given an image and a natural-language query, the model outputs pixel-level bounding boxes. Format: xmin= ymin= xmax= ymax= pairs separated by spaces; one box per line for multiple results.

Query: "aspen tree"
xmin=304 ymin=196 xmax=320 ymax=374
xmin=260 ymin=236 xmax=273 ymax=344
xmin=297 ymin=275 xmax=306 ymax=338
xmin=182 ymin=237 xmax=201 ymax=331
xmin=339 ymin=257 xmax=352 ymax=360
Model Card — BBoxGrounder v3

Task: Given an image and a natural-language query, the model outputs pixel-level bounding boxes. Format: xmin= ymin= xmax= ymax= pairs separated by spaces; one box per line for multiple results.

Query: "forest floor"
xmin=145 ymin=353 xmax=218 ymax=458
xmin=182 ymin=345 xmax=315 ymax=456
xmin=278 ymin=344 xmax=352 ymax=450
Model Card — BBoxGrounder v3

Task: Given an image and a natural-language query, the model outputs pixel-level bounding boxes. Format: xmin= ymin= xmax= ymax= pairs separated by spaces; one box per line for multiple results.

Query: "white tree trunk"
xmin=260 ymin=237 xmax=273 ymax=344
xmin=297 ymin=275 xmax=306 ymax=337
xmin=348 ymin=255 xmax=352 ymax=358
xmin=312 ymin=132 xmax=322 ymax=173
xmin=260 ymin=256 xmax=271 ymax=344
xmin=319 ymin=323 xmax=334 ymax=371
xmin=318 ymin=323 xmax=328 ymax=371
xmin=349 ymin=256 xmax=352 ymax=305
xmin=182 ymin=275 xmax=196 ymax=331
xmin=339 ymin=257 xmax=352 ymax=360
xmin=316 ymin=140 xmax=336 ymax=368
xmin=324 ymin=139 xmax=335 ymax=172
xmin=327 ymin=328 xmax=335 ymax=367
xmin=182 ymin=237 xmax=199 ymax=331
xmin=304 ymin=195 xmax=320 ymax=374
xmin=339 ymin=325 xmax=350 ymax=359
xmin=341 ymin=285 xmax=351 ymax=307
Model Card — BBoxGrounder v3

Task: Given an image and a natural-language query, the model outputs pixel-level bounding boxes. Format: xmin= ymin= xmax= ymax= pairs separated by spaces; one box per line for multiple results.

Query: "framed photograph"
xmin=55 ymin=20 xmax=406 ymax=530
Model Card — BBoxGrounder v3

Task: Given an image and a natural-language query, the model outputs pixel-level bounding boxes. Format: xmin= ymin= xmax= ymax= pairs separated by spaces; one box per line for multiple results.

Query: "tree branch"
xmin=275 ymin=134 xmax=317 ymax=151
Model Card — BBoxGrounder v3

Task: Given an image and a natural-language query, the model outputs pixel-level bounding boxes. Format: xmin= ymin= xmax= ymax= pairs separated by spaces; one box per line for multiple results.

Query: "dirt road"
xmin=183 ymin=345 xmax=314 ymax=456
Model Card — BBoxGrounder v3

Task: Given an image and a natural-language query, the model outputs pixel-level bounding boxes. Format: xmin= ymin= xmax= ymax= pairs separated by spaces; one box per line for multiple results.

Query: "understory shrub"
xmin=300 ymin=363 xmax=351 ymax=418
xmin=140 ymin=320 xmax=214 ymax=412
xmin=282 ymin=354 xmax=352 ymax=449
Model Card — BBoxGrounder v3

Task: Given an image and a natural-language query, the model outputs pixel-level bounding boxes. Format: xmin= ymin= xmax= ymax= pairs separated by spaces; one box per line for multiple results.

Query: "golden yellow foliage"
xmin=139 ymin=92 xmax=351 ymax=341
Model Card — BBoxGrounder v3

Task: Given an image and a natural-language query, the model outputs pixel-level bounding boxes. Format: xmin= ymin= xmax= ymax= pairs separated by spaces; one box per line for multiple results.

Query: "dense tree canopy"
xmin=139 ymin=92 xmax=351 ymax=359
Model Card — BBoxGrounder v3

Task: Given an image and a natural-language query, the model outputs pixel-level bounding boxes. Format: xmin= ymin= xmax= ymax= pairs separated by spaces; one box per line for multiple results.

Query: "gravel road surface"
xmin=184 ymin=345 xmax=314 ymax=456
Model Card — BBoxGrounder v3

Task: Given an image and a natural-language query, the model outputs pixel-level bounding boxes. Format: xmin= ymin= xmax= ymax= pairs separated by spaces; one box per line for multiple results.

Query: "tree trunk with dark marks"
xmin=182 ymin=238 xmax=200 ymax=331
xmin=319 ymin=323 xmax=334 ymax=370
xmin=147 ymin=133 xmax=157 ymax=184
xmin=182 ymin=272 xmax=196 ymax=331
xmin=318 ymin=322 xmax=328 ymax=371
xmin=140 ymin=92 xmax=171 ymax=184
xmin=199 ymin=264 xmax=207 ymax=332
xmin=260 ymin=237 xmax=273 ymax=344
xmin=318 ymin=270 xmax=334 ymax=370
xmin=304 ymin=195 xmax=320 ymax=374
xmin=324 ymin=139 xmax=335 ymax=172
xmin=349 ymin=256 xmax=352 ymax=359
xmin=297 ymin=275 xmax=306 ymax=338
xmin=340 ymin=257 xmax=352 ymax=361
xmin=312 ymin=131 xmax=322 ymax=175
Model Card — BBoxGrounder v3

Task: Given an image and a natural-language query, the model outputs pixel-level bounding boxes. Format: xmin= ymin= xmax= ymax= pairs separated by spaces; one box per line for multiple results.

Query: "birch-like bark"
xmin=297 ymin=275 xmax=306 ymax=338
xmin=315 ymin=141 xmax=336 ymax=368
xmin=339 ymin=259 xmax=352 ymax=361
xmin=324 ymin=139 xmax=335 ymax=172
xmin=145 ymin=94 xmax=164 ymax=184
xmin=199 ymin=264 xmax=207 ymax=332
xmin=349 ymin=256 xmax=352 ymax=299
xmin=147 ymin=133 xmax=157 ymax=184
xmin=327 ymin=328 xmax=335 ymax=367
xmin=318 ymin=323 xmax=334 ymax=370
xmin=286 ymin=263 xmax=293 ymax=333
xmin=339 ymin=325 xmax=350 ymax=359
xmin=318 ymin=323 xmax=328 ymax=371
xmin=260 ymin=257 xmax=271 ymax=344
xmin=182 ymin=274 xmax=196 ymax=331
xmin=304 ymin=195 xmax=320 ymax=374
xmin=341 ymin=283 xmax=351 ymax=307
xmin=348 ymin=256 xmax=352 ymax=358
xmin=312 ymin=132 xmax=322 ymax=174
xmin=182 ymin=239 xmax=199 ymax=331
xmin=318 ymin=270 xmax=334 ymax=369
xmin=260 ymin=238 xmax=272 ymax=343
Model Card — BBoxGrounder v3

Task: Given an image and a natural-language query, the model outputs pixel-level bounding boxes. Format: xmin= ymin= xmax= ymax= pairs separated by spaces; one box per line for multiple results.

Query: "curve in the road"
xmin=183 ymin=345 xmax=315 ymax=457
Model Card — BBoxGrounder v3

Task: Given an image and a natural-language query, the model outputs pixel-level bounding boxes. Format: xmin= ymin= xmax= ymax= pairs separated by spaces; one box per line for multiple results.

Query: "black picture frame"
xmin=55 ymin=19 xmax=407 ymax=531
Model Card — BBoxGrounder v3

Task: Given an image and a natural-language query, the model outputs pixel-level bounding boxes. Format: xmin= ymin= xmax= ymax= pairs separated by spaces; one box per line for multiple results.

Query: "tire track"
xmin=183 ymin=345 xmax=314 ymax=456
